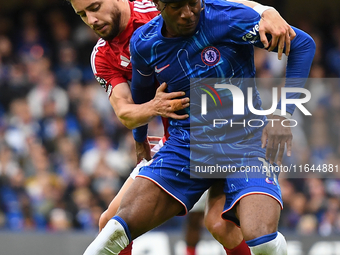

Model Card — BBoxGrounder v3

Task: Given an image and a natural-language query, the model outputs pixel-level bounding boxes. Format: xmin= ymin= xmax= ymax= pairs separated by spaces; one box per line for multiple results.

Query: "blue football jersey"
xmin=130 ymin=0 xmax=315 ymax=152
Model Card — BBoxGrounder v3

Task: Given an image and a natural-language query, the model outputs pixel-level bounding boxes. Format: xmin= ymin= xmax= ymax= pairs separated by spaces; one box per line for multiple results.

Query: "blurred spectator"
xmin=305 ymin=178 xmax=327 ymax=221
xmin=54 ymin=43 xmax=83 ymax=89
xmin=305 ymin=65 xmax=329 ymax=113
xmin=76 ymin=100 xmax=104 ymax=146
xmin=0 ymin=143 xmax=20 ymax=178
xmin=285 ymin=193 xmax=307 ymax=229
xmin=4 ymin=98 xmax=40 ymax=156
xmin=15 ymin=16 xmax=48 ymax=63
xmin=326 ymin=25 xmax=340 ymax=77
xmin=297 ymin=214 xmax=318 ymax=235
xmin=70 ymin=187 xmax=93 ymax=230
xmin=0 ymin=36 xmax=13 ymax=80
xmin=309 ymin=122 xmax=334 ymax=165
xmin=318 ymin=197 xmax=340 ymax=236
xmin=48 ymin=208 xmax=72 ymax=231
xmin=80 ymin=135 xmax=129 ymax=178
xmin=26 ymin=57 xmax=51 ymax=85
xmin=27 ymin=70 xmax=69 ymax=119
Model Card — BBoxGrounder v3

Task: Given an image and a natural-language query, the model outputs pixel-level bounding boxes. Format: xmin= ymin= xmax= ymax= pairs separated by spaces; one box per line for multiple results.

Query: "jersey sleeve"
xmin=130 ymin=28 xmax=157 ymax=143
xmin=208 ymin=2 xmax=265 ymax=48
xmin=209 ymin=2 xmax=316 ymax=114
xmin=133 ymin=0 xmax=159 ymax=20
xmin=277 ymin=27 xmax=316 ymax=114
xmin=91 ymin=39 xmax=128 ymax=97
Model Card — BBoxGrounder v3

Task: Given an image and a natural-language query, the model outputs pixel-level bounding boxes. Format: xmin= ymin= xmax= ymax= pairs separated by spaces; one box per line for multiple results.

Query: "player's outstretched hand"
xmin=259 ymin=8 xmax=296 ymax=60
xmin=261 ymin=115 xmax=292 ymax=165
xmin=152 ymin=82 xmax=189 ymax=119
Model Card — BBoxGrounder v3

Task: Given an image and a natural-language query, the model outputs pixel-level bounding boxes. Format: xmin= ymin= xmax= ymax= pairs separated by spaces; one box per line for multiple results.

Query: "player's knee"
xmin=204 ymin=217 xmax=230 ymax=241
xmin=204 ymin=217 xmax=224 ymax=238
xmin=246 ymin=232 xmax=287 ymax=255
xmin=204 ymin=206 xmax=220 ymax=232
xmin=205 ymin=219 xmax=243 ymax=249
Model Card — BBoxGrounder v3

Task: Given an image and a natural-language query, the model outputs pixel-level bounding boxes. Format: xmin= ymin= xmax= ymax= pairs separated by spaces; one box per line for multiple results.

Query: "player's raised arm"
xmin=92 ymin=46 xmax=189 ymax=130
xmin=109 ymin=81 xmax=189 ymax=129
xmin=260 ymin=27 xmax=315 ymax=165
xmin=129 ymin=29 xmax=160 ymax=144
xmin=228 ymin=0 xmax=296 ymax=59
xmin=223 ymin=5 xmax=315 ymax=165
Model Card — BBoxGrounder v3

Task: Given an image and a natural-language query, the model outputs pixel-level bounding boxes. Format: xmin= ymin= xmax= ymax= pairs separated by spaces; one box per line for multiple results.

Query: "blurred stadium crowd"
xmin=0 ymin=0 xmax=340 ymax=237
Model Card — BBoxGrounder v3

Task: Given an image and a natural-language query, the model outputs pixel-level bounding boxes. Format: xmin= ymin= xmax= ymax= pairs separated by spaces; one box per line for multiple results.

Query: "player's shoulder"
xmin=130 ymin=16 xmax=161 ymax=65
xmin=132 ymin=0 xmax=159 ymax=20
xmin=132 ymin=0 xmax=158 ymax=12
xmin=130 ymin=14 xmax=161 ymax=45
xmin=90 ymin=38 xmax=112 ymax=73
xmin=205 ymin=0 xmax=259 ymax=21
xmin=206 ymin=0 xmax=252 ymax=11
xmin=91 ymin=38 xmax=109 ymax=58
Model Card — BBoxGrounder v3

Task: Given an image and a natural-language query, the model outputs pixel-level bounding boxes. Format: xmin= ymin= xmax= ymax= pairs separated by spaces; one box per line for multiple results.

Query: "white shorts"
xmin=130 ymin=158 xmax=150 ymax=179
xmin=190 ymin=191 xmax=207 ymax=212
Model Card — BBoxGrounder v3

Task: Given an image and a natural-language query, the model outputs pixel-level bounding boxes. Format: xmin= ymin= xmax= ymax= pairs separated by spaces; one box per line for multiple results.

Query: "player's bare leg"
xmin=98 ymin=177 xmax=134 ymax=255
xmin=96 ymin=137 xmax=168 ymax=255
xmin=205 ymin=181 xmax=251 ymax=255
xmin=236 ymin=194 xmax=280 ymax=241
xmin=83 ymin=177 xmax=184 ymax=255
xmin=99 ymin=177 xmax=134 ymax=231
xmin=236 ymin=194 xmax=287 ymax=255
xmin=116 ymin=176 xmax=183 ymax=237
xmin=185 ymin=211 xmax=204 ymax=255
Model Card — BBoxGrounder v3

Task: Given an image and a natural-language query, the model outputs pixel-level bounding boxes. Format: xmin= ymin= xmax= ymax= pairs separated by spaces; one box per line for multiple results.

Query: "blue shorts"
xmin=217 ymin=130 xmax=283 ymax=225
xmin=221 ymin=156 xmax=283 ymax=226
xmin=138 ymin=129 xmax=283 ymax=220
xmin=137 ymin=137 xmax=217 ymax=215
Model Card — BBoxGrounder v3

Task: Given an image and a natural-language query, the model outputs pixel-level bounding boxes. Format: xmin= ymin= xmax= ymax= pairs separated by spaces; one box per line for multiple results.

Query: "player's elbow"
xmin=311 ymin=39 xmax=316 ymax=57
xmin=113 ymin=107 xmax=137 ymax=129
xmin=296 ymin=31 xmax=316 ymax=56
xmin=303 ymin=34 xmax=316 ymax=66
xmin=117 ymin=114 xmax=137 ymax=130
xmin=305 ymin=34 xmax=316 ymax=56
xmin=121 ymin=121 xmax=137 ymax=130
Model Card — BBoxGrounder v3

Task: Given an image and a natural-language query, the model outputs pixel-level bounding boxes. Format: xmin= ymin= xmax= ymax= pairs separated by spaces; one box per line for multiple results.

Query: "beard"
xmin=95 ymin=8 xmax=121 ymax=41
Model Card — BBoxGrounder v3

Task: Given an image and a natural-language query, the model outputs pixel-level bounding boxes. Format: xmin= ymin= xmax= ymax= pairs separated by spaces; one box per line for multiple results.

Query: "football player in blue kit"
xmin=82 ymin=1 xmax=315 ymax=255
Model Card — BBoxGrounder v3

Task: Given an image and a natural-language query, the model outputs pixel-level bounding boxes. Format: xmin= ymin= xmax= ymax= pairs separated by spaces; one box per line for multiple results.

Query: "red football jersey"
xmin=91 ymin=0 xmax=158 ymax=97
xmin=91 ymin=1 xmax=170 ymax=140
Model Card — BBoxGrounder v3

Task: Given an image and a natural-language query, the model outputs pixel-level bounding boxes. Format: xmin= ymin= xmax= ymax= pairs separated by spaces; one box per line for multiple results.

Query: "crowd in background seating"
xmin=0 ymin=1 xmax=340 ymax=236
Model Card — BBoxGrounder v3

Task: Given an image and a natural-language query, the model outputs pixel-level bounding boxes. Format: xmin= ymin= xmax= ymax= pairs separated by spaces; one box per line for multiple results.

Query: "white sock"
xmin=83 ymin=218 xmax=130 ymax=255
xmin=248 ymin=232 xmax=287 ymax=255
